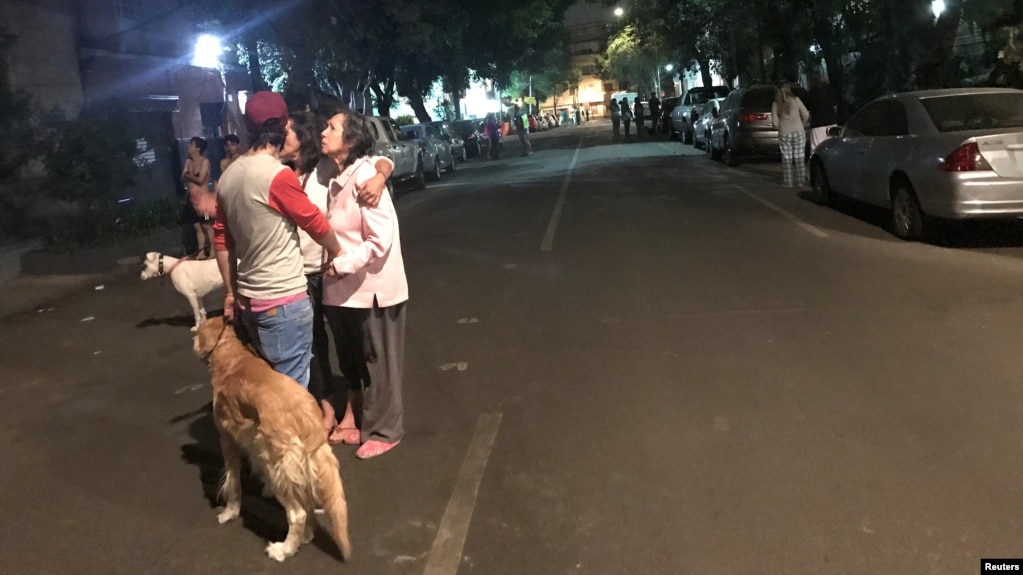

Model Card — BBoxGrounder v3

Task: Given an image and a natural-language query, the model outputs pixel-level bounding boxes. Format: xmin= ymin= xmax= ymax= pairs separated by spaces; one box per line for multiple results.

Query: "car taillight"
xmin=939 ymin=142 xmax=992 ymax=172
xmin=738 ymin=112 xmax=769 ymax=123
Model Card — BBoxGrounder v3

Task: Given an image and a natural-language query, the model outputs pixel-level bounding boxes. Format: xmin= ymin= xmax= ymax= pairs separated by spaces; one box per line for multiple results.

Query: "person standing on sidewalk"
xmin=512 ymin=104 xmax=533 ymax=156
xmin=633 ymin=98 xmax=646 ymax=137
xmin=648 ymin=92 xmax=661 ymax=135
xmin=805 ymin=71 xmax=839 ymax=157
xmin=609 ymin=98 xmax=621 ymax=137
xmin=219 ymin=134 xmax=241 ymax=176
xmin=621 ymin=97 xmax=633 ymax=136
xmin=213 ymin=91 xmax=343 ymax=389
xmin=771 ymin=82 xmax=811 ymax=188
xmin=182 ymin=137 xmax=215 ymax=259
xmin=484 ymin=113 xmax=501 ymax=160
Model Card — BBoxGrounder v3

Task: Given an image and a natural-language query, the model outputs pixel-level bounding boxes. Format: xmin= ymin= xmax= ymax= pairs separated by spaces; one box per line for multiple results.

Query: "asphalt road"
xmin=1 ymin=121 xmax=1021 ymax=575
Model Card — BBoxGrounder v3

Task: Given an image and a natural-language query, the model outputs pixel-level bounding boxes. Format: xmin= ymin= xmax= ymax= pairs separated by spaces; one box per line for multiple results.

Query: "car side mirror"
xmin=827 ymin=126 xmax=842 ymax=137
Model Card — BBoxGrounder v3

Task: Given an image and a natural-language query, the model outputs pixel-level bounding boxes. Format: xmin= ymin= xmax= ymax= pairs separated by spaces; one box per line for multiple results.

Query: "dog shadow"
xmin=137 ymin=309 xmax=224 ymax=329
xmin=175 ymin=403 xmax=345 ymax=560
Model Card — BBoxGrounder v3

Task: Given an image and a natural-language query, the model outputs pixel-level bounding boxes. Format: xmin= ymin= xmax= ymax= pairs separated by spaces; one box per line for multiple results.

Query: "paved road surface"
xmin=2 ymin=121 xmax=1021 ymax=574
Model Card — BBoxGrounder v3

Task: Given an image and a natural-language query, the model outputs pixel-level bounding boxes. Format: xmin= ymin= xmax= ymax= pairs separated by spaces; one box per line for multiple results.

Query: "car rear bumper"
xmin=920 ymin=172 xmax=1023 ymax=218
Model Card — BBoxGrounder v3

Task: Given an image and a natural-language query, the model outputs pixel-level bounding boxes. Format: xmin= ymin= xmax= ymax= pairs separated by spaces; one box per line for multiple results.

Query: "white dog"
xmin=140 ymin=252 xmax=223 ymax=331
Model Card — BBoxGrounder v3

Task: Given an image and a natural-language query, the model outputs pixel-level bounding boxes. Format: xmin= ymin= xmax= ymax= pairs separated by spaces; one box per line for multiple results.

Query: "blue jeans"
xmin=241 ymin=296 xmax=314 ymax=388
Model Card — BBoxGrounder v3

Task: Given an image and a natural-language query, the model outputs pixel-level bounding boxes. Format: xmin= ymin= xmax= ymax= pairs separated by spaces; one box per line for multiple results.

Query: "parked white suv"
xmin=669 ymin=86 xmax=731 ymax=143
xmin=366 ymin=116 xmax=424 ymax=191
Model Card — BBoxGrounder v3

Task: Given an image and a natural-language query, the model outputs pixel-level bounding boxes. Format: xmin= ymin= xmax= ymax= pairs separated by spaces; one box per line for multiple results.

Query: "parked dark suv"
xmin=707 ymin=84 xmax=808 ymax=166
xmin=450 ymin=119 xmax=483 ymax=159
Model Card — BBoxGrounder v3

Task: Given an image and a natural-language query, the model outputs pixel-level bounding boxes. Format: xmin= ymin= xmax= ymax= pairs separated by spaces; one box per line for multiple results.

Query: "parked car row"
xmin=365 ymin=116 xmax=481 ymax=195
xmin=684 ymin=86 xmax=1023 ymax=242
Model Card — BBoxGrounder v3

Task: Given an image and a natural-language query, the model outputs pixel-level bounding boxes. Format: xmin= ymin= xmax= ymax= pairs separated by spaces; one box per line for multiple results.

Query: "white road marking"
xmin=657 ymin=143 xmax=676 ymax=154
xmin=736 ymin=185 xmax=829 ymax=238
xmin=540 ymin=143 xmax=583 ymax=251
xmin=439 ymin=362 xmax=468 ymax=372
xmin=423 ymin=413 xmax=503 ymax=575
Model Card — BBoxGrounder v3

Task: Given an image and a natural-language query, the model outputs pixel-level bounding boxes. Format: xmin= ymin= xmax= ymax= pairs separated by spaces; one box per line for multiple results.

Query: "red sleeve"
xmin=213 ymin=199 xmax=233 ymax=252
xmin=267 ymin=169 xmax=331 ymax=238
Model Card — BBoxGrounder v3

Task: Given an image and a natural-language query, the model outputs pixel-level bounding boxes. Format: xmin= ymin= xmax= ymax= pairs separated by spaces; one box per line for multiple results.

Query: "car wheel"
xmin=891 ymin=182 xmax=928 ymax=240
xmin=683 ymin=126 xmax=694 ymax=145
xmin=427 ymin=155 xmax=442 ymax=181
xmin=412 ymin=158 xmax=426 ymax=190
xmin=446 ymin=154 xmax=456 ymax=173
xmin=386 ymin=179 xmax=395 ymax=198
xmin=723 ymin=137 xmax=741 ymax=166
xmin=809 ymin=160 xmax=832 ymax=206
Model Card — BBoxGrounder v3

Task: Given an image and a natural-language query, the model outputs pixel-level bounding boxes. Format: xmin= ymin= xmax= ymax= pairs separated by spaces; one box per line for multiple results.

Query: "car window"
xmin=878 ymin=101 xmax=909 ymax=136
xmin=920 ymin=92 xmax=1023 ymax=133
xmin=844 ymin=101 xmax=892 ymax=137
xmin=369 ymin=121 xmax=382 ymax=141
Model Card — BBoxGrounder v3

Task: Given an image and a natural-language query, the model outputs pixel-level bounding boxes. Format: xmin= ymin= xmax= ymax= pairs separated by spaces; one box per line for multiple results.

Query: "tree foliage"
xmin=600 ymin=0 xmax=1023 ymax=113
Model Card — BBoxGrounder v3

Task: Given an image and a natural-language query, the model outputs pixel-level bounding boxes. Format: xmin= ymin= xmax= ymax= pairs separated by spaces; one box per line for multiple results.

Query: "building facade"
xmin=0 ymin=0 xmax=248 ymax=202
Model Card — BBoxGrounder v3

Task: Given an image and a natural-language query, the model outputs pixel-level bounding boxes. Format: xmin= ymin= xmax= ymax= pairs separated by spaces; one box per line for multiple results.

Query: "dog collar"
xmin=157 ymin=254 xmax=190 ymax=285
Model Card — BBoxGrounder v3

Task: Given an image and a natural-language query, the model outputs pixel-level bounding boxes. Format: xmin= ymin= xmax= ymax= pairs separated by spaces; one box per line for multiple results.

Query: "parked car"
xmin=423 ymin=120 xmax=466 ymax=163
xmin=708 ymin=84 xmax=807 ymax=166
xmin=692 ymin=97 xmax=725 ymax=150
xmin=400 ymin=123 xmax=456 ymax=181
xmin=659 ymin=96 xmax=679 ymax=135
xmin=670 ymin=86 xmax=731 ymax=143
xmin=450 ymin=119 xmax=483 ymax=158
xmin=810 ymin=87 xmax=1023 ymax=240
xmin=366 ymin=116 xmax=424 ymax=191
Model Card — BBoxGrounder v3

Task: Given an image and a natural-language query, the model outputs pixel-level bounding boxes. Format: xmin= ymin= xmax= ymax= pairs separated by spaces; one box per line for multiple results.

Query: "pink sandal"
xmin=356 ymin=439 xmax=400 ymax=460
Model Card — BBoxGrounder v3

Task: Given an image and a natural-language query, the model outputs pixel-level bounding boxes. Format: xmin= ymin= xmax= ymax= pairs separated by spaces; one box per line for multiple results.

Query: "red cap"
xmin=244 ymin=91 xmax=288 ymax=134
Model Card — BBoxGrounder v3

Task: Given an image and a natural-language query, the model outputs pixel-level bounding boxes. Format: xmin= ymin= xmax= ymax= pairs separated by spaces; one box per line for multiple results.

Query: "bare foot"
xmin=320 ymin=399 xmax=336 ymax=435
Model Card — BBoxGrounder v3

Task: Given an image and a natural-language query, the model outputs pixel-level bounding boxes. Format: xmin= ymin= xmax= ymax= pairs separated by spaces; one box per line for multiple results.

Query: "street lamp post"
xmin=931 ymin=0 xmax=945 ymax=18
xmin=614 ymin=6 xmax=624 ymax=17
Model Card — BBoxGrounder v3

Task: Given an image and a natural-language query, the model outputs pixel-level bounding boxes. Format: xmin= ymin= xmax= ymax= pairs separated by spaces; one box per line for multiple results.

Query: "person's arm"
xmin=771 ymin=101 xmax=779 ymax=129
xmin=267 ymin=169 xmax=343 ymax=260
xmin=212 ymin=203 xmax=239 ymax=322
xmin=328 ymin=165 xmax=394 ymax=276
xmin=798 ymin=99 xmax=810 ymax=124
xmin=181 ymin=159 xmax=191 ymax=183
xmin=356 ymin=156 xmax=395 ymax=207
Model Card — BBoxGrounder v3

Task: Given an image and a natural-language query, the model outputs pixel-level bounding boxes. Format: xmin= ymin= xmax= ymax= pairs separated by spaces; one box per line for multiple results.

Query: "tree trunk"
xmin=696 ymin=54 xmax=713 ymax=88
xmin=408 ymin=92 xmax=432 ymax=123
xmin=914 ymin=8 xmax=962 ymax=88
xmin=371 ymin=79 xmax=395 ymax=117
xmin=244 ymin=35 xmax=267 ymax=92
xmin=452 ymin=90 xmax=462 ymax=120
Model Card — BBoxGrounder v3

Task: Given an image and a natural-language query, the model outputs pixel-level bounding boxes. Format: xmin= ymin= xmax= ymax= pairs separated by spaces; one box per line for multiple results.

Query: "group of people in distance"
xmin=200 ymin=92 xmax=410 ymax=460
xmin=607 ymin=92 xmax=661 ymax=138
xmin=605 ymin=73 xmax=839 ymax=190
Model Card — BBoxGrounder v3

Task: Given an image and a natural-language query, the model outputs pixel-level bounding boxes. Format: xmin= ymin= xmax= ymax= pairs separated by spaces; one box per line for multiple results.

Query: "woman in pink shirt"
xmin=320 ymin=110 xmax=409 ymax=460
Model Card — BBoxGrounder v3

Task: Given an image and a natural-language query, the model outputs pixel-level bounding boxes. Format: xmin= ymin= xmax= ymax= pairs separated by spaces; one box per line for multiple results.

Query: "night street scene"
xmin=2 ymin=0 xmax=1023 ymax=573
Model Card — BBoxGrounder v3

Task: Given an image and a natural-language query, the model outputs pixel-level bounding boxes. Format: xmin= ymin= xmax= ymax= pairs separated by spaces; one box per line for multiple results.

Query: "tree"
xmin=602 ymin=25 xmax=662 ymax=92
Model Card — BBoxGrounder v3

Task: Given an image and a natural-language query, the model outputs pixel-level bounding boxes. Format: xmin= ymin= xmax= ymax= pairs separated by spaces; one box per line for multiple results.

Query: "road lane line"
xmin=423 ymin=413 xmax=503 ymax=575
xmin=736 ymin=185 xmax=829 ymax=238
xmin=540 ymin=142 xmax=583 ymax=251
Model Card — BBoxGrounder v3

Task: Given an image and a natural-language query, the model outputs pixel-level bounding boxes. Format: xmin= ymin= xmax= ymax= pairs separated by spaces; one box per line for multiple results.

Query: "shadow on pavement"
xmin=175 ymin=402 xmax=345 ymax=560
xmin=797 ymin=191 xmax=1023 ymax=248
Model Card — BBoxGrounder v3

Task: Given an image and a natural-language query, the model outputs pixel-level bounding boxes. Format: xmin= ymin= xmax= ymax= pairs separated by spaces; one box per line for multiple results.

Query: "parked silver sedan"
xmin=810 ymin=88 xmax=1023 ymax=240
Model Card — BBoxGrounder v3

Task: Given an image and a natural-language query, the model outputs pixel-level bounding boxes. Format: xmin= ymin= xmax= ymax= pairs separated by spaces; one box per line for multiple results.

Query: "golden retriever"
xmin=193 ymin=316 xmax=351 ymax=562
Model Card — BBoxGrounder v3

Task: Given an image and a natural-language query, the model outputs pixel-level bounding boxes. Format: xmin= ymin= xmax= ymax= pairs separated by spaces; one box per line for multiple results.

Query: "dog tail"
xmin=313 ymin=444 xmax=351 ymax=561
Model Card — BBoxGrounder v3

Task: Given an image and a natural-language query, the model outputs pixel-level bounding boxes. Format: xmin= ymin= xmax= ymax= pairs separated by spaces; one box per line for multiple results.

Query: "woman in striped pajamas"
xmin=771 ymin=83 xmax=811 ymax=188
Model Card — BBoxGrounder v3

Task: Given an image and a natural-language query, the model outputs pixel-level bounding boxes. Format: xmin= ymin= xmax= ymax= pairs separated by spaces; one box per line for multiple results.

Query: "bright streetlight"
xmin=614 ymin=6 xmax=624 ymax=17
xmin=664 ymin=63 xmax=674 ymax=72
xmin=931 ymin=0 xmax=945 ymax=18
xmin=192 ymin=34 xmax=222 ymax=68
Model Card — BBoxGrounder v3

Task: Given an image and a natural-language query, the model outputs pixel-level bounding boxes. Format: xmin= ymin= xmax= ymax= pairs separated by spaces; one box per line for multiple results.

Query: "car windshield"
xmin=920 ymin=93 xmax=1023 ymax=132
